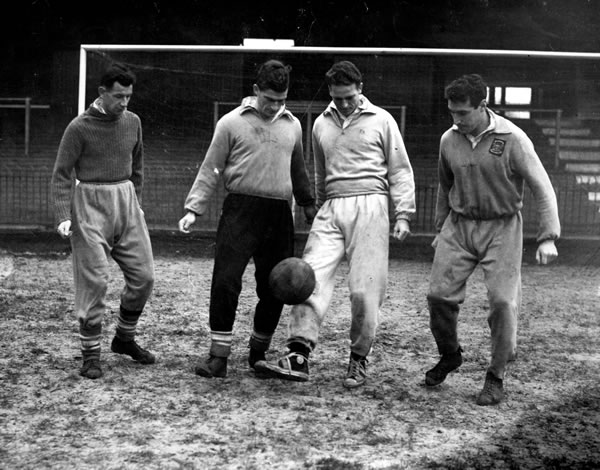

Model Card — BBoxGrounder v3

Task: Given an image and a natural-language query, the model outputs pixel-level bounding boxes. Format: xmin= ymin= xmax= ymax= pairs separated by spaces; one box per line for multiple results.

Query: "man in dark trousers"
xmin=178 ymin=59 xmax=315 ymax=378
xmin=51 ymin=62 xmax=155 ymax=380
xmin=425 ymin=74 xmax=560 ymax=405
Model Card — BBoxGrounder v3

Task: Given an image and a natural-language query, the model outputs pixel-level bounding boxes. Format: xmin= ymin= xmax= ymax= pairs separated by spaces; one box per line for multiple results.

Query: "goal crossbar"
xmin=78 ymin=44 xmax=600 ymax=114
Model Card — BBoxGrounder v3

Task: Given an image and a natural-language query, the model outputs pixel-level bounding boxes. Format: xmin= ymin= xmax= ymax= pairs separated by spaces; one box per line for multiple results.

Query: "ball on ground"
xmin=269 ymin=257 xmax=316 ymax=305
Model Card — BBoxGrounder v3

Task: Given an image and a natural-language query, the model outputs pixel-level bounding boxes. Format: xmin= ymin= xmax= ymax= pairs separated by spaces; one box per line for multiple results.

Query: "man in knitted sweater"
xmin=256 ymin=61 xmax=416 ymax=388
xmin=51 ymin=62 xmax=155 ymax=379
xmin=178 ymin=59 xmax=316 ymax=378
xmin=424 ymin=74 xmax=560 ymax=405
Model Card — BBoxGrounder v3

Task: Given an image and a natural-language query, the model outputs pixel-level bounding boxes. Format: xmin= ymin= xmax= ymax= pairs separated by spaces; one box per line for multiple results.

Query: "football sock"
xmin=249 ymin=330 xmax=271 ymax=352
xmin=79 ymin=322 xmax=101 ymax=361
xmin=210 ymin=330 xmax=233 ymax=356
xmin=289 ymin=341 xmax=311 ymax=359
xmin=351 ymin=352 xmax=366 ymax=362
xmin=115 ymin=306 xmax=142 ymax=342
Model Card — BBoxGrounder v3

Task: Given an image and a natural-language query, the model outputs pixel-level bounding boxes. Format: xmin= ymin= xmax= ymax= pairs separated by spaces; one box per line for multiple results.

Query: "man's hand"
xmin=57 ymin=220 xmax=72 ymax=239
xmin=178 ymin=212 xmax=197 ymax=233
xmin=536 ymin=239 xmax=558 ymax=265
xmin=303 ymin=205 xmax=317 ymax=225
xmin=431 ymin=235 xmax=439 ymax=249
xmin=392 ymin=219 xmax=410 ymax=242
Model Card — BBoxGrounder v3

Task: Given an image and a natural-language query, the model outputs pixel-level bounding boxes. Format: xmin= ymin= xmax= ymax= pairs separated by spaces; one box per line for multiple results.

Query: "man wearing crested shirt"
xmin=51 ymin=62 xmax=155 ymax=380
xmin=424 ymin=74 xmax=560 ymax=406
xmin=178 ymin=59 xmax=316 ymax=378
xmin=257 ymin=61 xmax=416 ymax=388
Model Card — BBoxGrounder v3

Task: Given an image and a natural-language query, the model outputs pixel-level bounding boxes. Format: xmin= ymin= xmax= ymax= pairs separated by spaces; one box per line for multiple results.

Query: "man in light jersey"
xmin=258 ymin=61 xmax=416 ymax=388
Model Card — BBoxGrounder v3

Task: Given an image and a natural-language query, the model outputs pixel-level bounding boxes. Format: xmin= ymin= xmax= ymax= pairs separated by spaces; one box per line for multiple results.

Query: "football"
xmin=268 ymin=257 xmax=316 ymax=305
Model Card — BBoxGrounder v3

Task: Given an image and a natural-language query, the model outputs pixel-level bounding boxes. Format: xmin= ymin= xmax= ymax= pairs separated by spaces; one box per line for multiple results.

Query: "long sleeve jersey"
xmin=435 ymin=109 xmax=561 ymax=242
xmin=51 ymin=103 xmax=144 ymax=223
xmin=312 ymin=96 xmax=416 ymax=222
xmin=184 ymin=97 xmax=314 ymax=216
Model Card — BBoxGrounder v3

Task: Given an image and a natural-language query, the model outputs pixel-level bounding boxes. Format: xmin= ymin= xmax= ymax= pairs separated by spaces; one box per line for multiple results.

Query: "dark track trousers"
xmin=208 ymin=194 xmax=294 ymax=358
xmin=71 ymin=181 xmax=154 ymax=333
xmin=427 ymin=212 xmax=522 ymax=379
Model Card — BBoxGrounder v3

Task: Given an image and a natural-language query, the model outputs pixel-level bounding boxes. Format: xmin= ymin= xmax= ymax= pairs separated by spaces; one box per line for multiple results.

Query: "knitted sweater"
xmin=51 ymin=103 xmax=144 ymax=223
xmin=436 ymin=110 xmax=560 ymax=242
xmin=184 ymin=97 xmax=314 ymax=216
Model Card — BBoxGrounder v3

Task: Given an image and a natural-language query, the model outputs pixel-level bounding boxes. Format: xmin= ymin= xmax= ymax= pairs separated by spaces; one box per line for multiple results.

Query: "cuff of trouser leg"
xmin=427 ymin=298 xmax=460 ymax=309
xmin=439 ymin=344 xmax=463 ymax=356
xmin=120 ymin=305 xmax=143 ymax=318
xmin=351 ymin=348 xmax=371 ymax=359
xmin=486 ymin=367 xmax=504 ymax=380
xmin=209 ymin=343 xmax=231 ymax=358
xmin=79 ymin=321 xmax=102 ymax=336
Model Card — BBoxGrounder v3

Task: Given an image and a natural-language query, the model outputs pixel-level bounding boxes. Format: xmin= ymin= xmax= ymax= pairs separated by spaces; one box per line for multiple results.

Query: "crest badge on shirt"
xmin=489 ymin=138 xmax=506 ymax=157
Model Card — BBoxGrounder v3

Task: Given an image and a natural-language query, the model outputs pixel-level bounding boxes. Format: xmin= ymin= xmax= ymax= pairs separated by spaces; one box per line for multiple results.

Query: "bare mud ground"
xmin=0 ymin=232 xmax=599 ymax=469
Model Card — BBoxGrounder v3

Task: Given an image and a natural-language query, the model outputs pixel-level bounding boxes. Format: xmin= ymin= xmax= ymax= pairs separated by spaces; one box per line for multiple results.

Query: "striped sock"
xmin=210 ymin=331 xmax=233 ymax=357
xmin=115 ymin=306 xmax=142 ymax=342
xmin=79 ymin=323 xmax=102 ymax=361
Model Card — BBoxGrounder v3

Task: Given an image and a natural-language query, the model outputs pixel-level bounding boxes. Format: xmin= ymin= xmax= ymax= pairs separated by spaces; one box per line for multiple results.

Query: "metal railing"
xmin=0 ymin=97 xmax=51 ymax=156
xmin=2 ymin=163 xmax=598 ymax=237
xmin=494 ymin=107 xmax=563 ymax=168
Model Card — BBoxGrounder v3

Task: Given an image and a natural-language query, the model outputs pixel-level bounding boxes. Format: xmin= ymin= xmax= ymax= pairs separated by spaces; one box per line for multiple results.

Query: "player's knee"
xmin=141 ymin=274 xmax=154 ymax=293
xmin=427 ymin=292 xmax=451 ymax=305
xmin=489 ymin=297 xmax=518 ymax=316
xmin=350 ymin=287 xmax=382 ymax=307
xmin=133 ymin=271 xmax=154 ymax=297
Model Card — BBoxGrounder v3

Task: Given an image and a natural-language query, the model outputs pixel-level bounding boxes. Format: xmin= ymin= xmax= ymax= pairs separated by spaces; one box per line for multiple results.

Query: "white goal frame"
xmin=77 ymin=44 xmax=600 ymax=115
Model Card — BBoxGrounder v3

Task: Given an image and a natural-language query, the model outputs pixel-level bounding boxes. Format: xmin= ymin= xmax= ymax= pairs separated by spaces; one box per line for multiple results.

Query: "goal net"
xmin=78 ymin=45 xmax=600 ymax=234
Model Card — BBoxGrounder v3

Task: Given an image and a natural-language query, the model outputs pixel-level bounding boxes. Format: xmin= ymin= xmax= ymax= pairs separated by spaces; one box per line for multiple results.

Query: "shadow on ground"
xmin=425 ymin=384 xmax=600 ymax=469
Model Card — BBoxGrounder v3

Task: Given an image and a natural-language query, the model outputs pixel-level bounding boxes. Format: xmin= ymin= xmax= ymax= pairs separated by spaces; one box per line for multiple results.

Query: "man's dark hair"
xmin=255 ymin=60 xmax=290 ymax=92
xmin=100 ymin=62 xmax=136 ymax=89
xmin=444 ymin=74 xmax=487 ymax=107
xmin=325 ymin=61 xmax=362 ymax=87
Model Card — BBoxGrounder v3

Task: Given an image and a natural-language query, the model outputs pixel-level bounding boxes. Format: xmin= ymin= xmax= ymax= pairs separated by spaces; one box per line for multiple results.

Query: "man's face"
xmin=99 ymin=81 xmax=133 ymax=116
xmin=329 ymin=83 xmax=362 ymax=117
xmin=253 ymin=85 xmax=287 ymax=120
xmin=448 ymin=98 xmax=487 ymax=135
